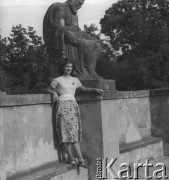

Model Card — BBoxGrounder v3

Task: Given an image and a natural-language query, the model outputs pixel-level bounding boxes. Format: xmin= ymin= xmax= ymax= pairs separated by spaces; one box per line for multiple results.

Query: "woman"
xmin=47 ymin=58 xmax=103 ymax=167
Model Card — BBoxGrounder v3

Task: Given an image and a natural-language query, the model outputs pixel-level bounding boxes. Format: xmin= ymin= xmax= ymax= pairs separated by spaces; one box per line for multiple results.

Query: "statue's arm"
xmin=53 ymin=7 xmax=79 ymax=32
xmin=53 ymin=7 xmax=79 ymax=46
xmin=58 ymin=18 xmax=80 ymax=32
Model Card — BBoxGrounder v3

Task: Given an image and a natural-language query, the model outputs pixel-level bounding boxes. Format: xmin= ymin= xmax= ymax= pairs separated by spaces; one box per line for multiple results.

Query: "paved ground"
xmin=124 ymin=156 xmax=169 ymax=180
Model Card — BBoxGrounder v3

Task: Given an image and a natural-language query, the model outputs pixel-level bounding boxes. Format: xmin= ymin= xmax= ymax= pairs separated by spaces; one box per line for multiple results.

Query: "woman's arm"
xmin=47 ymin=86 xmax=59 ymax=102
xmin=78 ymin=85 xmax=103 ymax=95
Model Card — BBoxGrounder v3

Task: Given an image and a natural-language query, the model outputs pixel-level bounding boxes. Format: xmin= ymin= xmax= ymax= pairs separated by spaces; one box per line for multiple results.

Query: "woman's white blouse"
xmin=50 ymin=76 xmax=82 ymax=100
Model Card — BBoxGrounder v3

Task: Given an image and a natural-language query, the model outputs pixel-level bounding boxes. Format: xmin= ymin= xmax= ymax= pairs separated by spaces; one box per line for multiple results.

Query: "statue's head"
xmin=67 ymin=0 xmax=85 ymax=13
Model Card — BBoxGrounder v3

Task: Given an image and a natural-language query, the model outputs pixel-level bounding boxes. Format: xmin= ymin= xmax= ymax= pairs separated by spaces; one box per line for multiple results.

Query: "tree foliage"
xmin=83 ymin=23 xmax=99 ymax=39
xmin=0 ymin=25 xmax=49 ymax=94
xmin=100 ymin=0 xmax=169 ymax=90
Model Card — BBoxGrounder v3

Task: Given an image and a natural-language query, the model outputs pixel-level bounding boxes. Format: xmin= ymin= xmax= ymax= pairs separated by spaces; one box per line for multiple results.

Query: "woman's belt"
xmin=59 ymin=94 xmax=75 ymax=101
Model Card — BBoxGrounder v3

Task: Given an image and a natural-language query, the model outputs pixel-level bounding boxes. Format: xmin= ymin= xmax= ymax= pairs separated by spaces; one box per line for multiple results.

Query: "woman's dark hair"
xmin=59 ymin=58 xmax=75 ymax=75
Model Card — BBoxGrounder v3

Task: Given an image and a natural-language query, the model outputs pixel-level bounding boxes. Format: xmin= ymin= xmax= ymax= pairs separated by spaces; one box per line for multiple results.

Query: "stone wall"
xmin=149 ymin=89 xmax=169 ymax=156
xmin=0 ymin=89 xmax=168 ymax=179
xmin=0 ymin=94 xmax=59 ymax=178
xmin=114 ymin=92 xmax=151 ymax=144
xmin=0 ymin=107 xmax=6 ymax=180
xmin=97 ymin=90 xmax=151 ymax=145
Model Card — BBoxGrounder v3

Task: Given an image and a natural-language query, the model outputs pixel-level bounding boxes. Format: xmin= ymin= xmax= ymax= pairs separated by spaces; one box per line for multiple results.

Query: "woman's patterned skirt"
xmin=56 ymin=100 xmax=82 ymax=143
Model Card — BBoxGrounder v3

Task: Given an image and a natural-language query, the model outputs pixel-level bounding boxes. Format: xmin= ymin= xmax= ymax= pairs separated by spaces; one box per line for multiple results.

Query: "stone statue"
xmin=43 ymin=0 xmax=102 ymax=80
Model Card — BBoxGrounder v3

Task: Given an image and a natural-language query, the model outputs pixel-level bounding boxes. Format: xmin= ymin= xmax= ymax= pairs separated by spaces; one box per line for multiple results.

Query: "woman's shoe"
xmin=68 ymin=158 xmax=77 ymax=166
xmin=77 ymin=159 xmax=87 ymax=168
xmin=70 ymin=160 xmax=77 ymax=166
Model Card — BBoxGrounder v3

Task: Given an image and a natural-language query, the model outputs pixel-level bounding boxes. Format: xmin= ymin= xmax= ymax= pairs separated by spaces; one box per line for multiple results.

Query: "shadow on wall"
xmin=150 ymin=92 xmax=169 ymax=156
xmin=51 ymin=102 xmax=67 ymax=162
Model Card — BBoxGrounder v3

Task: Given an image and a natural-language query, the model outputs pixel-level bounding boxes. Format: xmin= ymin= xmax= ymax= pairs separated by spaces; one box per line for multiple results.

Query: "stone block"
xmin=0 ymin=94 xmax=51 ymax=107
xmin=79 ymin=98 xmax=120 ymax=180
xmin=116 ymin=97 xmax=151 ymax=144
xmin=150 ymin=88 xmax=169 ymax=97
xmin=0 ymin=91 xmax=6 ymax=96
xmin=2 ymin=104 xmax=57 ymax=177
xmin=164 ymin=142 xmax=169 ymax=156
xmin=50 ymin=168 xmax=88 ymax=180
xmin=0 ymin=109 xmax=6 ymax=180
xmin=120 ymin=137 xmax=163 ymax=165
xmin=150 ymin=95 xmax=169 ymax=153
xmin=132 ymin=90 xmax=149 ymax=98
xmin=7 ymin=162 xmax=88 ymax=180
xmin=81 ymin=79 xmax=116 ymax=90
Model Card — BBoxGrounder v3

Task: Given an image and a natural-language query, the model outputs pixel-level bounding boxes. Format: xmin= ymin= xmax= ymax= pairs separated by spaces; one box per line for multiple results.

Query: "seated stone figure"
xmin=43 ymin=0 xmax=102 ymax=79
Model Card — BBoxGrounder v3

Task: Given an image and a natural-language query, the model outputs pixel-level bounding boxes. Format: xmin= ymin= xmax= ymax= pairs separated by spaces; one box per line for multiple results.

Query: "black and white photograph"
xmin=0 ymin=0 xmax=169 ymax=180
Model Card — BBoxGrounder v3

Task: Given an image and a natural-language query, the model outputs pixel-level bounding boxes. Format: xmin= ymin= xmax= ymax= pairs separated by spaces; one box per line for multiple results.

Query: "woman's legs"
xmin=64 ymin=142 xmax=86 ymax=166
xmin=72 ymin=142 xmax=84 ymax=162
xmin=64 ymin=143 xmax=75 ymax=161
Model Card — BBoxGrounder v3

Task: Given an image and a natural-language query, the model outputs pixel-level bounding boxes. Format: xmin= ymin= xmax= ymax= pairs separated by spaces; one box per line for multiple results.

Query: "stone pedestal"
xmin=0 ymin=109 xmax=6 ymax=180
xmin=77 ymin=80 xmax=120 ymax=180
xmin=81 ymin=79 xmax=116 ymax=90
xmin=0 ymin=91 xmax=6 ymax=97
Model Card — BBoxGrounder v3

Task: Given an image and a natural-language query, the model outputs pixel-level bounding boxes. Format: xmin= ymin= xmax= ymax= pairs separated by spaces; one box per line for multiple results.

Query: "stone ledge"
xmin=131 ymin=90 xmax=149 ymax=98
xmin=81 ymin=79 xmax=116 ymax=90
xmin=2 ymin=88 xmax=169 ymax=107
xmin=0 ymin=90 xmax=150 ymax=107
xmin=0 ymin=94 xmax=51 ymax=107
xmin=77 ymin=90 xmax=149 ymax=101
xmin=150 ymin=88 xmax=169 ymax=97
xmin=0 ymin=91 xmax=6 ymax=96
xmin=107 ymin=90 xmax=149 ymax=99
xmin=7 ymin=161 xmax=87 ymax=180
xmin=120 ymin=136 xmax=163 ymax=154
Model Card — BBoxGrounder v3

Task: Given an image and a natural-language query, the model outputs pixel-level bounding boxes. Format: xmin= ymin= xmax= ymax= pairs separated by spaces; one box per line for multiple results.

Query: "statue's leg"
xmin=82 ymin=39 xmax=102 ymax=79
xmin=65 ymin=41 xmax=92 ymax=80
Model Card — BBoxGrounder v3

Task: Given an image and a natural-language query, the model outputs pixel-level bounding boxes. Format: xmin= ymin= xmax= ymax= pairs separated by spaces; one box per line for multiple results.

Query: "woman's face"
xmin=63 ymin=63 xmax=73 ymax=75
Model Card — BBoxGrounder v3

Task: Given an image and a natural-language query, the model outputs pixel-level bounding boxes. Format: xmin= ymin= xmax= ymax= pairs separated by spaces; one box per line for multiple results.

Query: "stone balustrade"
xmin=0 ymin=87 xmax=169 ymax=180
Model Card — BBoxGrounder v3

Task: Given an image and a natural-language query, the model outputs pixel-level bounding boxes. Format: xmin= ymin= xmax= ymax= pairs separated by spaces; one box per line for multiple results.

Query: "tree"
xmin=83 ymin=23 xmax=99 ymax=39
xmin=0 ymin=33 xmax=8 ymax=92
xmin=100 ymin=0 xmax=169 ymax=90
xmin=0 ymin=25 xmax=50 ymax=94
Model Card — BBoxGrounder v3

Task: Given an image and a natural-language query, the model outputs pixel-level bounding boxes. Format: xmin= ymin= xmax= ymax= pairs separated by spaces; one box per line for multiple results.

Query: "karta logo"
xmin=96 ymin=158 xmax=168 ymax=179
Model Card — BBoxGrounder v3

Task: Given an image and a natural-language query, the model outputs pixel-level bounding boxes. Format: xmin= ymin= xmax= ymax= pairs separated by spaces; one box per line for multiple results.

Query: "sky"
xmin=0 ymin=0 xmax=117 ymax=38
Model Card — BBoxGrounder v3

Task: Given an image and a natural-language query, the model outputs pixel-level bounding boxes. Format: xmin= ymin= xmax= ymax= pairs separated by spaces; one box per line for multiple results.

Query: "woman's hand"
xmin=93 ymin=88 xmax=103 ymax=95
xmin=47 ymin=87 xmax=59 ymax=102
xmin=52 ymin=92 xmax=59 ymax=102
xmin=78 ymin=85 xmax=103 ymax=95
